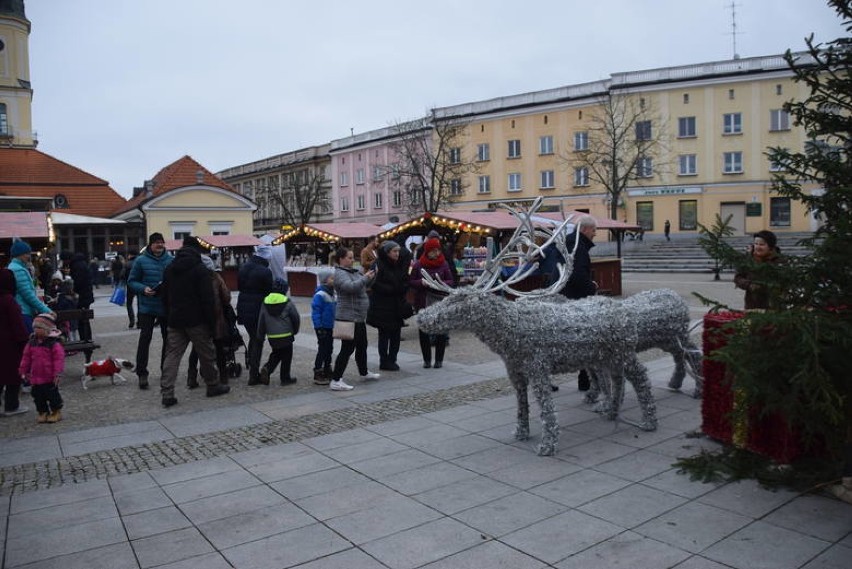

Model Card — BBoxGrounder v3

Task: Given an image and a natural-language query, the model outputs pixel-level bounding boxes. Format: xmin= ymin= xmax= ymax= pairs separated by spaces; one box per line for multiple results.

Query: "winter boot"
xmin=259 ymin=366 xmax=270 ymax=386
xmin=46 ymin=409 xmax=62 ymax=423
xmin=36 ymin=412 xmax=49 ymax=424
xmin=138 ymin=375 xmax=149 ymax=390
xmin=313 ymin=369 xmax=330 ymax=385
xmin=187 ymin=371 xmax=199 ymax=389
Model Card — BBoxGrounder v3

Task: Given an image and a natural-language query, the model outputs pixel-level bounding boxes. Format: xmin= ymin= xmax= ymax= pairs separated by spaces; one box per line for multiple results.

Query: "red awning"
xmin=0 ymin=212 xmax=50 ymax=240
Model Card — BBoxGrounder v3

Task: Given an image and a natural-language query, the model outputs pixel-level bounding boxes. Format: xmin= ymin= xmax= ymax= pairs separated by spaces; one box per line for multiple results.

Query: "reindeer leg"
xmin=584 ymin=368 xmax=601 ymax=404
xmin=530 ymin=373 xmax=558 ymax=456
xmin=509 ymin=373 xmax=530 ymax=441
xmin=683 ymin=340 xmax=704 ymax=399
xmin=624 ymin=356 xmax=657 ymax=431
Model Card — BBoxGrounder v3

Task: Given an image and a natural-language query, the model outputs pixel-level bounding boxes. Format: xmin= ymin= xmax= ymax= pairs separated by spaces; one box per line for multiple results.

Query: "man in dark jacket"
xmin=560 ymin=214 xmax=598 ymax=391
xmin=237 ymin=245 xmax=274 ymax=385
xmin=159 ymin=236 xmax=230 ymax=407
xmin=128 ymin=234 xmax=173 ymax=390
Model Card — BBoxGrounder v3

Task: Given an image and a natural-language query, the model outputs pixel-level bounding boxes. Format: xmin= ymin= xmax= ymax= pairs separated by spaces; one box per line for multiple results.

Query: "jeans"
xmin=332 ymin=322 xmax=368 ymax=380
xmin=0 ymin=384 xmax=21 ymax=413
xmin=378 ymin=326 xmax=401 ymax=365
xmin=136 ymin=313 xmax=168 ymax=378
xmin=314 ymin=328 xmax=333 ymax=371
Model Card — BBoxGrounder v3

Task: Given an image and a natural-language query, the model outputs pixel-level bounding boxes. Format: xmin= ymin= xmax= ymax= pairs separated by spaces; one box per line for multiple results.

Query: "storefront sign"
xmin=627 ymin=186 xmax=702 ymax=197
xmin=746 ymin=203 xmax=762 ymax=216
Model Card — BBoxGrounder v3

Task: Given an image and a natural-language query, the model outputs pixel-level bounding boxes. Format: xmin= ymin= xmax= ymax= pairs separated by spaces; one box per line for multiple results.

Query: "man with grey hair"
xmin=560 ymin=214 xmax=598 ymax=391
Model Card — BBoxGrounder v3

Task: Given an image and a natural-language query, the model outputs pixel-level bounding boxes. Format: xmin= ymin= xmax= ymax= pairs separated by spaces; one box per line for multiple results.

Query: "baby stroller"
xmin=222 ymin=304 xmax=245 ymax=378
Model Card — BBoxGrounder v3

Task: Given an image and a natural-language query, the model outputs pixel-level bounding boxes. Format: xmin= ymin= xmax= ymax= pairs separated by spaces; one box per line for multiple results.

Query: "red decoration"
xmin=423 ymin=211 xmax=432 ymax=219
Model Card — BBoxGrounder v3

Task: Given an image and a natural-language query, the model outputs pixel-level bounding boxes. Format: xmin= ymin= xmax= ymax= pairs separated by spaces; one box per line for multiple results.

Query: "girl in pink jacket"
xmin=19 ymin=313 xmax=65 ymax=423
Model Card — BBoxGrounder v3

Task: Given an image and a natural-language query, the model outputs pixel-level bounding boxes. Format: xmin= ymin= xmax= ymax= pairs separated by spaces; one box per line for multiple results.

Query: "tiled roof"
xmin=0 ymin=148 xmax=127 ymax=218
xmin=112 ymin=155 xmax=238 ymax=217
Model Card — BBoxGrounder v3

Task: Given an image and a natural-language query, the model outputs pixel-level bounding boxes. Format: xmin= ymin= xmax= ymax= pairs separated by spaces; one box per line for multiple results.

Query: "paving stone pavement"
xmin=1 ymin=274 xmax=848 ymax=569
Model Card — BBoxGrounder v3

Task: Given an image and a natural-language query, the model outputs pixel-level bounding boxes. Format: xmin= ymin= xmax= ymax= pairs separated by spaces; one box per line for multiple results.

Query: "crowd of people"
xmin=0 ymin=225 xmax=781 ymax=417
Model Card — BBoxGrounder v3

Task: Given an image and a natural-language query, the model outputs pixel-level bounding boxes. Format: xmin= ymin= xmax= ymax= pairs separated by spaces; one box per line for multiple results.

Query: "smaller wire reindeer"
xmin=417 ymin=198 xmax=657 ymax=456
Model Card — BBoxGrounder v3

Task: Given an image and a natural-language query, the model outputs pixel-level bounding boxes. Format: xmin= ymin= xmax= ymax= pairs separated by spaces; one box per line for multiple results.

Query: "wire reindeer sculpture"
xmin=417 ymin=198 xmax=657 ymax=456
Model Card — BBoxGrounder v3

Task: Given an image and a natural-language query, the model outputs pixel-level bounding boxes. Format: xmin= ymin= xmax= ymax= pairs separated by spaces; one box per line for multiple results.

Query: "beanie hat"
xmin=10 ymin=239 xmax=31 ymax=257
xmin=200 ymin=254 xmax=215 ymax=271
xmin=148 ymin=232 xmax=165 ymax=245
xmin=423 ymin=238 xmax=442 ymax=254
xmin=255 ymin=245 xmax=273 ymax=260
xmin=317 ymin=268 xmax=334 ymax=284
xmin=33 ymin=313 xmax=58 ymax=331
xmin=427 ymin=230 xmax=440 ymax=239
xmin=52 ymin=270 xmax=64 ymax=281
xmin=381 ymin=240 xmax=400 ymax=254
xmin=182 ymin=235 xmax=206 ymax=253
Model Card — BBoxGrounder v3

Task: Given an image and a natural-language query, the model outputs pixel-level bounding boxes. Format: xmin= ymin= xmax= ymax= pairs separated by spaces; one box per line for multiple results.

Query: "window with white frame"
xmin=355 ymin=168 xmax=365 ymax=185
xmin=450 ymin=179 xmax=462 ymax=196
xmin=170 ymin=222 xmax=195 ymax=241
xmin=507 ymin=139 xmax=521 ymax=158
xmin=390 ymin=163 xmax=400 ymax=179
xmin=373 ymin=165 xmax=383 ymax=181
xmin=392 ymin=190 xmax=402 ymax=207
xmin=769 ymin=149 xmax=788 ymax=172
xmin=723 ymin=151 xmax=743 ymax=173
xmin=340 ymin=171 xmax=349 ymax=186
xmin=508 ymin=173 xmax=522 ymax=191
xmin=340 ymin=197 xmax=349 ymax=212
xmin=539 ymin=135 xmax=554 ymax=155
xmin=679 ymin=154 xmax=697 ymax=176
xmin=478 ymin=175 xmax=491 ymax=194
xmin=635 ymin=120 xmax=652 ymax=141
xmin=374 ymin=193 xmax=383 ymax=208
xmin=477 ymin=143 xmax=490 ymax=161
xmin=574 ymin=131 xmax=589 ymax=151
xmin=448 ymin=147 xmax=461 ymax=164
xmin=208 ymin=222 xmax=232 ymax=235
xmin=540 ymin=170 xmax=555 ymax=189
xmin=770 ymin=109 xmax=790 ymax=131
xmin=723 ymin=113 xmax=742 ymax=134
xmin=678 ymin=116 xmax=696 ymax=138
xmin=574 ymin=167 xmax=589 ymax=187
xmin=356 ymin=194 xmax=366 ymax=210
xmin=636 ymin=156 xmax=653 ymax=178
xmin=0 ymin=103 xmax=8 ymax=135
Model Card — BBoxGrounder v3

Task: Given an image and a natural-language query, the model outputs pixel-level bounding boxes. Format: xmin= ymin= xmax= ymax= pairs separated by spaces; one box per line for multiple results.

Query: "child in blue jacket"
xmin=311 ymin=268 xmax=336 ymax=385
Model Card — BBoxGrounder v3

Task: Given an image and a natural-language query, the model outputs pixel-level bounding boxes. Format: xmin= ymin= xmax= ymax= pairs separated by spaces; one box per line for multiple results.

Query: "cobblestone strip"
xmin=0 ymin=377 xmax=513 ymax=496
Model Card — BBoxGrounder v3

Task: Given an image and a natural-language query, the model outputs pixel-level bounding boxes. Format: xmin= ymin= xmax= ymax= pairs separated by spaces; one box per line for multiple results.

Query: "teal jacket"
xmin=127 ymin=248 xmax=174 ymax=316
xmin=9 ymin=258 xmax=50 ymax=318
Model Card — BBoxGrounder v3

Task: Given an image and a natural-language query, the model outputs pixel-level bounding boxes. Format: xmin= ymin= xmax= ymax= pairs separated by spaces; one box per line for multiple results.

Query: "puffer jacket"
xmin=367 ymin=246 xmax=410 ymax=329
xmin=9 ymin=258 xmax=50 ymax=317
xmin=311 ymin=283 xmax=336 ymax=329
xmin=334 ymin=266 xmax=371 ymax=322
xmin=162 ymin=247 xmax=214 ymax=330
xmin=18 ymin=337 xmax=65 ymax=385
xmin=128 ymin=248 xmax=174 ymax=316
xmin=560 ymin=231 xmax=596 ymax=299
xmin=257 ymin=292 xmax=300 ymax=340
xmin=236 ymin=255 xmax=273 ymax=326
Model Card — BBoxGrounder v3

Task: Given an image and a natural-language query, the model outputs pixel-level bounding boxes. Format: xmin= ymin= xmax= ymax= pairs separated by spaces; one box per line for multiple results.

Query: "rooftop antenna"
xmin=727 ymin=1 xmax=742 ymax=60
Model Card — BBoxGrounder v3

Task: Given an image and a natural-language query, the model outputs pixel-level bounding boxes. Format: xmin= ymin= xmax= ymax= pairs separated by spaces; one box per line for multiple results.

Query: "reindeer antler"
xmin=421 ymin=198 xmax=577 ymax=297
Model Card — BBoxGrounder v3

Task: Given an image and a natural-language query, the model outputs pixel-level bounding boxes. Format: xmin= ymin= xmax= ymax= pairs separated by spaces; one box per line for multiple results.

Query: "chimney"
xmin=144 ymin=180 xmax=154 ymax=197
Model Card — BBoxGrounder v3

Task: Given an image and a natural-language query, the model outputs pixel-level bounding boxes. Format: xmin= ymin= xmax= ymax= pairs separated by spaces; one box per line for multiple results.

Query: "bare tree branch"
xmin=267 ymin=170 xmax=331 ymax=227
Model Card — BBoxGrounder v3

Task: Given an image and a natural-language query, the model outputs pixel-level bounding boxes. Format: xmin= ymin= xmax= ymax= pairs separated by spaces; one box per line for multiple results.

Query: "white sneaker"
xmin=3 ymin=406 xmax=29 ymax=416
xmin=361 ymin=371 xmax=381 ymax=380
xmin=329 ymin=379 xmax=354 ymax=391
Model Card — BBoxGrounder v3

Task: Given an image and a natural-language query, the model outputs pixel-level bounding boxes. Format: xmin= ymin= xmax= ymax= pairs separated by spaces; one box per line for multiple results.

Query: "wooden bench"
xmin=54 ymin=308 xmax=100 ymax=363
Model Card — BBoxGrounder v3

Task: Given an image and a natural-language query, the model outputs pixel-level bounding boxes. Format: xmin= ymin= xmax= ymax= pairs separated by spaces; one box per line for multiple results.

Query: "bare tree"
xmin=567 ymin=93 xmax=667 ymax=220
xmin=267 ymin=170 xmax=330 ymax=227
xmin=388 ymin=113 xmax=478 ymax=214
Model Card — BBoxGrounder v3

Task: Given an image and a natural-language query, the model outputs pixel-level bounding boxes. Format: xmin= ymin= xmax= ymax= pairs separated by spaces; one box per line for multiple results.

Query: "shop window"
xmin=679 ymin=200 xmax=697 ymax=230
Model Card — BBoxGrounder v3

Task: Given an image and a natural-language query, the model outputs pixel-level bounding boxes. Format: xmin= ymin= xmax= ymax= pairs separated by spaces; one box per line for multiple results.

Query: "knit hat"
xmin=52 ymin=270 xmax=64 ymax=281
xmin=33 ymin=313 xmax=58 ymax=332
xmin=255 ymin=245 xmax=273 ymax=260
xmin=423 ymin=238 xmax=442 ymax=254
xmin=148 ymin=232 xmax=165 ymax=245
xmin=427 ymin=230 xmax=441 ymax=239
xmin=317 ymin=268 xmax=334 ymax=284
xmin=182 ymin=235 xmax=206 ymax=253
xmin=381 ymin=240 xmax=400 ymax=254
xmin=9 ymin=239 xmax=31 ymax=257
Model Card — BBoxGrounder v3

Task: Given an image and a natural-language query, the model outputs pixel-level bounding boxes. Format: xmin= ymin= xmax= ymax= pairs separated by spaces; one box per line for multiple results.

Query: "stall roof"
xmin=378 ymin=210 xmax=555 ymax=239
xmin=273 ymin=222 xmax=383 ymax=244
xmin=164 ymin=234 xmax=263 ymax=251
xmin=0 ymin=212 xmax=51 ymax=240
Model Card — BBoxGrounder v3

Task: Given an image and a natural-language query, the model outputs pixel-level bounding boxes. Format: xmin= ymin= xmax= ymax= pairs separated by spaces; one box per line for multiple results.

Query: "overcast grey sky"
xmin=25 ymin=0 xmax=846 ymax=199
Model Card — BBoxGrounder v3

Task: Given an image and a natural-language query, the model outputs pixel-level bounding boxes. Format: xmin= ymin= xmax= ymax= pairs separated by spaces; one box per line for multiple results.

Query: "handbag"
xmin=332 ymin=320 xmax=355 ymax=340
xmin=109 ymin=285 xmax=126 ymax=306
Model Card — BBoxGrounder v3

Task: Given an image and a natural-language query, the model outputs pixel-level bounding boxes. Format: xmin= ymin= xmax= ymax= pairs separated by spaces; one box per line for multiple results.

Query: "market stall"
xmin=0 ymin=211 xmax=53 ymax=267
xmin=164 ymin=234 xmax=263 ymax=291
xmin=272 ymin=222 xmax=383 ymax=296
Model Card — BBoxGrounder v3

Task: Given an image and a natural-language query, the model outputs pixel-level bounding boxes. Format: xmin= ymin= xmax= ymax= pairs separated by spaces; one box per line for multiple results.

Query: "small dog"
xmin=81 ymin=357 xmax=134 ymax=390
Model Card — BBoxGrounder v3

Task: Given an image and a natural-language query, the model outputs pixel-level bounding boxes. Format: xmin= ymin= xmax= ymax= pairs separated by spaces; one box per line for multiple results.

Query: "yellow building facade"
xmin=437 ymin=54 xmax=819 ymax=236
xmin=0 ymin=1 xmax=36 ymax=147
